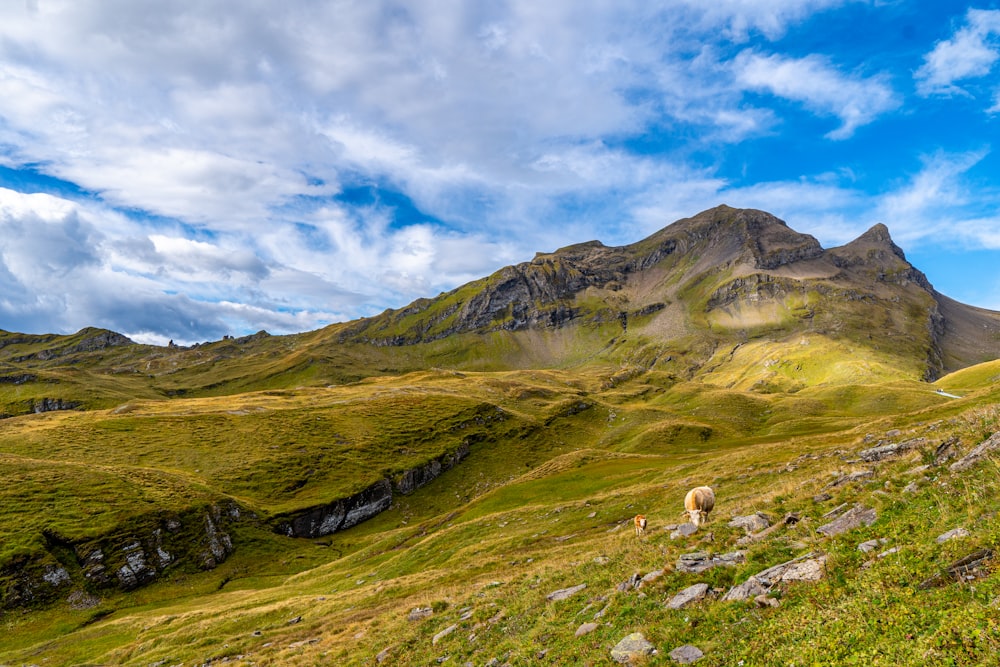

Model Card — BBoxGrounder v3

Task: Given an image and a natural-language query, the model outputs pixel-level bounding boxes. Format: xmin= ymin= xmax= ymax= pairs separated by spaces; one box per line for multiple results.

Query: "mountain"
xmin=4 ymin=206 xmax=1000 ymax=417
xmin=329 ymin=205 xmax=1000 ymax=381
xmin=3 ymin=206 xmax=1000 ymax=667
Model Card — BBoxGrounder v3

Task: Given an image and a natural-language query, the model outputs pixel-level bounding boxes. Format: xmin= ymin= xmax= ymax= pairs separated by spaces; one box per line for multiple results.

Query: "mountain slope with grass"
xmin=1 ymin=206 xmax=999 ymax=665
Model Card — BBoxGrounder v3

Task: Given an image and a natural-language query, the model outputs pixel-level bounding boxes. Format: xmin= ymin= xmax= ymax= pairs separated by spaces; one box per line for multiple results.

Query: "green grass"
xmin=1 ymin=325 xmax=999 ymax=665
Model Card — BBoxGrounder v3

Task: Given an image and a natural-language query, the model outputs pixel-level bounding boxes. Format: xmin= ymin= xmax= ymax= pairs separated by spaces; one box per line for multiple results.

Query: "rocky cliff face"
xmin=275 ymin=443 xmax=472 ymax=539
xmin=1 ymin=502 xmax=244 ymax=610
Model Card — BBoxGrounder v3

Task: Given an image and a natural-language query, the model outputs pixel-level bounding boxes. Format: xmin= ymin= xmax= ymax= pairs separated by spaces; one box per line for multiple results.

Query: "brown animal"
xmin=683 ymin=486 xmax=715 ymax=527
xmin=634 ymin=514 xmax=647 ymax=536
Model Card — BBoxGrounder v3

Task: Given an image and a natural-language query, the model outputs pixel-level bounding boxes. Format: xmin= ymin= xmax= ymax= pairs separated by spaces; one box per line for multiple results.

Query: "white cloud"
xmin=873 ymin=149 xmax=995 ymax=245
xmin=916 ymin=9 xmax=1000 ymax=96
xmin=735 ymin=51 xmax=900 ymax=138
xmin=673 ymin=0 xmax=857 ymax=41
xmin=1 ymin=0 xmax=998 ymax=340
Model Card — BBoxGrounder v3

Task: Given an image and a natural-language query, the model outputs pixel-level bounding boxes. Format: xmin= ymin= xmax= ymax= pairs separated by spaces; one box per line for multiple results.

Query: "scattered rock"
xmin=723 ymin=553 xmax=828 ymax=601
xmin=287 ymin=615 xmax=303 ymax=625
xmin=408 ymin=606 xmax=434 ymax=621
xmin=288 ymin=637 xmax=320 ymax=648
xmin=666 ymin=583 xmax=709 ymax=609
xmin=933 ymin=437 xmax=959 ymax=464
xmin=670 ymin=523 xmax=699 ymax=539
xmin=902 ymin=481 xmax=921 ymax=494
xmin=950 ymin=432 xmax=1000 ymax=472
xmin=676 ymin=551 xmax=745 ymax=574
xmin=812 ymin=492 xmax=833 ymax=502
xmin=754 ymin=594 xmax=780 ymax=608
xmin=547 ymin=583 xmax=587 ymax=601
xmin=825 ymin=470 xmax=875 ymax=488
xmin=918 ymin=548 xmax=994 ymax=589
xmin=936 ymin=527 xmax=970 ymax=543
xmin=375 ymin=647 xmax=392 ymax=663
xmin=669 ymin=644 xmax=704 ymax=664
xmin=737 ymin=513 xmax=800 ymax=545
xmin=817 ymin=505 xmax=876 ymax=536
xmin=575 ymin=622 xmax=600 ymax=637
xmin=611 ymin=632 xmax=657 ymax=664
xmin=858 ymin=538 xmax=889 ymax=553
xmin=858 ymin=438 xmax=926 ymax=462
xmin=432 ymin=624 xmax=458 ymax=645
xmin=618 ymin=573 xmax=642 ymax=591
xmin=728 ymin=513 xmax=770 ymax=534
xmin=638 ymin=569 xmax=663 ymax=587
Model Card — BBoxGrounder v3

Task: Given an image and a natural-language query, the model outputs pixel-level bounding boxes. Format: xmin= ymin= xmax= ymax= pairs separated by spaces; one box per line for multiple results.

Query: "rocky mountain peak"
xmin=673 ymin=205 xmax=823 ymax=270
xmin=827 ymin=222 xmax=929 ymax=288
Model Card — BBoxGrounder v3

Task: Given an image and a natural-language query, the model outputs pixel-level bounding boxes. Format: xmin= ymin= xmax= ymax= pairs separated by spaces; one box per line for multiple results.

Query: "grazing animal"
xmin=683 ymin=486 xmax=715 ymax=527
xmin=634 ymin=514 xmax=647 ymax=536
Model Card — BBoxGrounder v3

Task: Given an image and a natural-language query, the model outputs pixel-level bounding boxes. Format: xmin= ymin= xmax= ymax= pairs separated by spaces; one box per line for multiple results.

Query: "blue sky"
xmin=1 ymin=1 xmax=999 ymax=345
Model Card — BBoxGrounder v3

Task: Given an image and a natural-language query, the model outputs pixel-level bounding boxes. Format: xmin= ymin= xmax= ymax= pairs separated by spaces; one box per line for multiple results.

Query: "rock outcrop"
xmin=1 ymin=502 xmax=244 ymax=610
xmin=275 ymin=444 xmax=472 ymax=538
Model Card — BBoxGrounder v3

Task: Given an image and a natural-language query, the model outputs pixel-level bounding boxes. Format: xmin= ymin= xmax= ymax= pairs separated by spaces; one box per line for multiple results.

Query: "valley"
xmin=1 ymin=206 xmax=999 ymax=665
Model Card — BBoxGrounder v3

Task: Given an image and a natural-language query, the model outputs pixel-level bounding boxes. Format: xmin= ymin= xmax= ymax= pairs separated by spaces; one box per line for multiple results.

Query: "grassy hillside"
xmin=1 ymin=347 xmax=998 ymax=664
xmin=2 ymin=207 xmax=999 ymax=664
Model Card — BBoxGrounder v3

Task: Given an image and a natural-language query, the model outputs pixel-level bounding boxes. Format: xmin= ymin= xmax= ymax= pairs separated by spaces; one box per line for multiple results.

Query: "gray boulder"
xmin=666 ymin=583 xmax=709 ymax=609
xmin=817 ymin=505 xmax=876 ymax=536
xmin=611 ymin=632 xmax=656 ymax=664
xmin=669 ymin=644 xmax=704 ymax=663
xmin=728 ymin=513 xmax=770 ymax=533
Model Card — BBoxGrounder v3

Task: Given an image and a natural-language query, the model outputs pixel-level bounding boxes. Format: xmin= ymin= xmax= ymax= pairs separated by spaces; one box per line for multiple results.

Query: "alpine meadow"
xmin=2 ymin=206 xmax=1000 ymax=665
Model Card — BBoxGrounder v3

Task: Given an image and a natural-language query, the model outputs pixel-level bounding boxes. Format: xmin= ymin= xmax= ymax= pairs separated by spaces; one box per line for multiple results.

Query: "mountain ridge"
xmin=328 ymin=205 xmax=999 ymax=382
xmin=2 ymin=205 xmax=999 ymax=409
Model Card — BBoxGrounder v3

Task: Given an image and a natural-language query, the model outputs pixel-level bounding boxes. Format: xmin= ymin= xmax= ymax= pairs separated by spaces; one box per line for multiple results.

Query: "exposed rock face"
xmin=277 ymin=479 xmax=393 ymax=539
xmin=32 ymin=397 xmax=82 ymax=413
xmin=2 ymin=502 xmax=243 ymax=610
xmin=276 ymin=444 xmax=473 ymax=538
xmin=393 ymin=443 xmax=470 ymax=495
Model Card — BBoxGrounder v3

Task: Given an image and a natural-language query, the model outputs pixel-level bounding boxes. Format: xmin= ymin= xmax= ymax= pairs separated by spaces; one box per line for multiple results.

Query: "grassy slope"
xmin=1 ymin=346 xmax=998 ymax=665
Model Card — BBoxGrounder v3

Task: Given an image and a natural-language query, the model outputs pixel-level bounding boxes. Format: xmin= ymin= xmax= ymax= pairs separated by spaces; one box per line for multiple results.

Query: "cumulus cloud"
xmin=916 ymin=9 xmax=1000 ymax=96
xmin=0 ymin=1 xmax=997 ymax=341
xmin=735 ymin=51 xmax=900 ymax=139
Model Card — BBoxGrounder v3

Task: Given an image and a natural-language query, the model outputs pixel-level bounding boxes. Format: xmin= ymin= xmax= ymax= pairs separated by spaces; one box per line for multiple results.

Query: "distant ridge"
xmin=332 ymin=205 xmax=1000 ymax=380
xmin=2 ymin=206 xmax=1000 ymax=410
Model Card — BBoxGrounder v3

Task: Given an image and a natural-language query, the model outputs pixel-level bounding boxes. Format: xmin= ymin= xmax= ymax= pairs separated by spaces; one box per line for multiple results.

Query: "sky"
xmin=1 ymin=1 xmax=999 ymax=346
